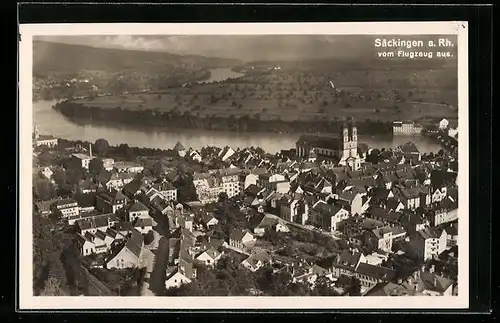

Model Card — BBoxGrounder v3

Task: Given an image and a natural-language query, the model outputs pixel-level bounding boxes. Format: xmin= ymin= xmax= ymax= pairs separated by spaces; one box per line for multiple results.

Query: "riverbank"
xmin=33 ymin=69 xmax=214 ymax=102
xmin=53 ymin=100 xmax=394 ymax=135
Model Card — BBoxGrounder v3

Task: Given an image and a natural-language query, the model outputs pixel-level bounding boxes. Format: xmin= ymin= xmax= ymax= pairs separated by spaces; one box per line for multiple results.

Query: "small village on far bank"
xmin=32 ymin=117 xmax=459 ymax=297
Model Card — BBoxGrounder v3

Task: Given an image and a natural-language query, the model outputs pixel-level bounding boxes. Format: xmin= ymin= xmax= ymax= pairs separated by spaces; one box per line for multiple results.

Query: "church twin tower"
xmin=339 ymin=118 xmax=361 ymax=170
xmin=295 ymin=117 xmax=361 ymax=170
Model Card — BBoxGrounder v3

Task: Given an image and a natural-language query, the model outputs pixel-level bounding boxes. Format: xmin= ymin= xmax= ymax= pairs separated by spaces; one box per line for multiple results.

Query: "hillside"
xmin=33 ymin=41 xmax=242 ymax=75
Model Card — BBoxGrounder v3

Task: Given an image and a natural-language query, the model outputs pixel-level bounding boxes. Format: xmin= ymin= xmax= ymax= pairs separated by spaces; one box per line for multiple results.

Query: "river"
xmin=33 ymin=68 xmax=442 ymax=154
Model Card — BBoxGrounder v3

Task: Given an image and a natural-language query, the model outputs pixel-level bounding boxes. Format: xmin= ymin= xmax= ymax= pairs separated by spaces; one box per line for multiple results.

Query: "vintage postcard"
xmin=18 ymin=22 xmax=468 ymax=310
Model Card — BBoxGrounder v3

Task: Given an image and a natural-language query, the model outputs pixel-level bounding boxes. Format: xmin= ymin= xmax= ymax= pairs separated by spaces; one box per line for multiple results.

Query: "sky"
xmin=35 ymin=35 xmax=380 ymax=61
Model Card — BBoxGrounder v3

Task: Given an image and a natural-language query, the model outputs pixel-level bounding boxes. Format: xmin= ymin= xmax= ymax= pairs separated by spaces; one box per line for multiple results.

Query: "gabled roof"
xmin=419 ymin=270 xmax=454 ymax=293
xmin=356 ymin=263 xmax=396 ymax=281
xmin=125 ymin=229 xmax=144 ymax=258
xmin=296 ymin=134 xmax=341 ymax=151
xmin=134 ymin=217 xmax=154 ymax=228
xmin=173 ymin=142 xmax=186 ymax=151
xmin=123 ymin=178 xmax=144 ymax=196
xmin=230 ymin=229 xmax=253 ymax=241
xmin=335 ymin=249 xmax=362 ymax=269
xmin=128 ymin=200 xmax=149 ymax=213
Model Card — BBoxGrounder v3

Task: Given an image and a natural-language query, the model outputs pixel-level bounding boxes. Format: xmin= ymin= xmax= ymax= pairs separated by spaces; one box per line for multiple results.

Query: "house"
xmin=113 ymin=161 xmax=144 ymax=173
xmin=331 ymin=249 xmax=366 ymax=278
xmin=365 ymin=226 xmax=407 ymax=253
xmin=259 ymin=173 xmax=286 ymax=191
xmin=448 ymin=127 xmax=458 ymax=138
xmin=292 ymin=264 xmax=333 ymax=287
xmin=242 ymin=173 xmax=259 ymax=190
xmin=35 ymin=199 xmax=58 ymax=217
xmin=73 ymin=192 xmax=96 ymax=214
xmin=127 ymin=200 xmax=150 ymax=222
xmin=106 ymin=230 xmax=144 ymax=269
xmin=40 ymin=167 xmax=54 ymax=180
xmin=164 ymin=269 xmax=192 ymax=289
xmin=199 ymin=212 xmax=219 ymax=229
xmin=240 ymin=250 xmax=272 ymax=272
xmin=74 ymin=214 xmax=117 ymax=234
xmin=35 ymin=134 xmax=58 ymax=148
xmin=218 ymin=146 xmax=235 ymax=162
xmin=77 ymin=178 xmax=98 ymax=194
xmin=173 ymin=142 xmax=187 ymax=158
xmin=71 ymin=153 xmax=94 ymax=170
xmin=406 ymin=265 xmax=454 ymax=296
xmin=364 ymin=281 xmax=415 ymax=296
xmin=219 ymin=168 xmax=242 ymax=198
xmin=188 ymin=149 xmax=203 ymax=163
xmin=277 ymin=196 xmax=309 ymax=225
xmin=122 ymin=177 xmax=144 ymax=199
xmin=152 ymin=181 xmax=178 ymax=202
xmin=311 ymin=201 xmax=350 ymax=232
xmin=75 ymin=233 xmax=96 ymax=256
xmin=334 ymin=191 xmax=370 ymax=216
xmin=113 ymin=222 xmax=135 ymax=236
xmin=392 ymin=185 xmax=427 ymax=210
xmin=165 ymin=228 xmax=198 ymax=289
xmin=395 ymin=142 xmax=421 ymax=162
xmin=355 ymin=263 xmax=396 ymax=288
xmin=407 ymin=227 xmax=447 ymax=261
xmin=229 ymin=229 xmax=256 ymax=250
xmin=427 ymin=197 xmax=458 ymax=226
xmin=133 ymin=217 xmax=154 ymax=234
xmin=195 ymin=247 xmax=223 ymax=268
xmin=193 ymin=172 xmax=224 ymax=204
xmin=441 ymin=222 xmax=458 ymax=248
xmin=439 ymin=118 xmax=449 ymax=130
xmin=431 ymin=186 xmax=448 ymax=203
xmin=96 ymin=189 xmax=128 ymax=214
xmin=249 ymin=213 xmax=290 ymax=237
xmin=102 ymin=158 xmax=115 ymax=171
xmin=52 ymin=198 xmax=79 ymax=218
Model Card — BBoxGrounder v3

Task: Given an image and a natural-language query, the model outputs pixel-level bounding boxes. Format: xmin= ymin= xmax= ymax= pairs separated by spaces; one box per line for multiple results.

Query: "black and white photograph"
xmin=19 ymin=22 xmax=468 ymax=309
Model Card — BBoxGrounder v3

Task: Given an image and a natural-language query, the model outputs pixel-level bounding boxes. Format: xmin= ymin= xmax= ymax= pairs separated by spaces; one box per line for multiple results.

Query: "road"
xmin=148 ymin=237 xmax=170 ymax=296
xmin=80 ymin=266 xmax=114 ymax=296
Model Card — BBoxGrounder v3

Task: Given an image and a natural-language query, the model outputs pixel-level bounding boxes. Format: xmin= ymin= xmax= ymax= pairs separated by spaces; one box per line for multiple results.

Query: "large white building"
xmin=392 ymin=121 xmax=423 ymax=135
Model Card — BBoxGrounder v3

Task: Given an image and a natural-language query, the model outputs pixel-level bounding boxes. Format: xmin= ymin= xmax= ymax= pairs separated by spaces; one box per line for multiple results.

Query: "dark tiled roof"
xmin=73 ymin=192 xmax=96 ymax=208
xmin=296 ymin=135 xmax=341 ymax=151
xmin=356 ymin=263 xmax=396 ymax=281
xmin=123 ymin=178 xmax=143 ymax=196
xmin=230 ymin=229 xmax=252 ymax=241
xmin=419 ymin=271 xmax=454 ymax=293
xmin=128 ymin=200 xmax=149 ymax=213
xmin=125 ymin=229 xmax=144 ymax=258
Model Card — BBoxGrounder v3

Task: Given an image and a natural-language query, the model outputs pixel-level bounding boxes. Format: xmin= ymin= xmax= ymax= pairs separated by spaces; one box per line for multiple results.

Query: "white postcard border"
xmin=19 ymin=21 xmax=469 ymax=310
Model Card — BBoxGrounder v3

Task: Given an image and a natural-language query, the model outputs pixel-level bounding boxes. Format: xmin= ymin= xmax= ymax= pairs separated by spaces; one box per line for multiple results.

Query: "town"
xmin=32 ymin=117 xmax=459 ymax=297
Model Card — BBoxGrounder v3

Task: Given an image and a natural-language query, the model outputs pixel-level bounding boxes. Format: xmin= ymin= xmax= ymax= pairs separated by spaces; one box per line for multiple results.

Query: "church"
xmin=295 ymin=118 xmax=363 ymax=170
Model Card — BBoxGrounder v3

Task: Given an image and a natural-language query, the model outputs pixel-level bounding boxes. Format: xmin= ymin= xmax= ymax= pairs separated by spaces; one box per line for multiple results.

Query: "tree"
xmin=144 ymin=230 xmax=155 ymax=245
xmin=346 ymin=277 xmax=362 ymax=296
xmin=33 ymin=179 xmax=57 ymax=201
xmin=89 ymin=158 xmax=104 ymax=176
xmin=39 ymin=276 xmax=69 ymax=296
xmin=52 ymin=168 xmax=66 ymax=187
xmin=94 ymin=138 xmax=110 ymax=156
xmin=312 ymin=275 xmax=338 ymax=296
xmin=65 ymin=168 xmax=85 ymax=186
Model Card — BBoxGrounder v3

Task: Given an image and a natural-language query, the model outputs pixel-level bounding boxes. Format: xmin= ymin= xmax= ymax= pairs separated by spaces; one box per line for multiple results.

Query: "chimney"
xmin=89 ymin=143 xmax=93 ymax=158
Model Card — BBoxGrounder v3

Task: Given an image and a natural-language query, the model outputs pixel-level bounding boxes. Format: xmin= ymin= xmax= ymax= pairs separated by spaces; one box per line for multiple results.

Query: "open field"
xmin=72 ymin=63 xmax=458 ymax=124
